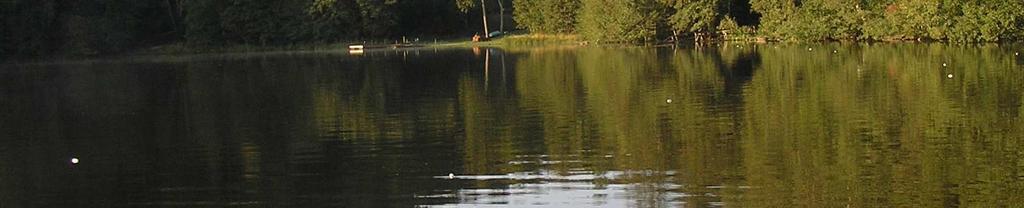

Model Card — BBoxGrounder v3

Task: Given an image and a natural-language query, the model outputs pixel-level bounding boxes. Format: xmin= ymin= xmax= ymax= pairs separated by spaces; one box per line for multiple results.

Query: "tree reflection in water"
xmin=0 ymin=44 xmax=1021 ymax=207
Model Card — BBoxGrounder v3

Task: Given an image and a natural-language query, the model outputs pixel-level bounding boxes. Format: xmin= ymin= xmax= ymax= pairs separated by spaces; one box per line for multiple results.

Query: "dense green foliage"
xmin=751 ymin=0 xmax=1024 ymax=42
xmin=1 ymin=0 xmax=179 ymax=56
xmin=1 ymin=0 xmax=61 ymax=57
xmin=666 ymin=0 xmax=723 ymax=35
xmin=562 ymin=0 xmax=1024 ymax=42
xmin=577 ymin=0 xmax=667 ymax=42
xmin=512 ymin=0 xmax=579 ymax=34
xmin=574 ymin=0 xmax=764 ymax=42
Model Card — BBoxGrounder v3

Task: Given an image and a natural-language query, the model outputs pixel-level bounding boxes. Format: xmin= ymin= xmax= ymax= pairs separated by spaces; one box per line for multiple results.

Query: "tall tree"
xmin=480 ymin=0 xmax=490 ymax=36
xmin=458 ymin=0 xmax=493 ymax=36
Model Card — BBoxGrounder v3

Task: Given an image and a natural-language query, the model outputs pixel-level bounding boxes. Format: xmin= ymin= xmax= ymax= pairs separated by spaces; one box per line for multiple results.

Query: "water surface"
xmin=1 ymin=44 xmax=1023 ymax=207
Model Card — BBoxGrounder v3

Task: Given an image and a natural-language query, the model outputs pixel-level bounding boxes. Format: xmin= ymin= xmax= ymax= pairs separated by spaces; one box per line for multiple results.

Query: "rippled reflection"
xmin=0 ymin=44 xmax=1022 ymax=207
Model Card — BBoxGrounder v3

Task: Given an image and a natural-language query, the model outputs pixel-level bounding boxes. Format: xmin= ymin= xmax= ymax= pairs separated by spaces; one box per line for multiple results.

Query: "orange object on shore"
xmin=472 ymin=33 xmax=481 ymax=42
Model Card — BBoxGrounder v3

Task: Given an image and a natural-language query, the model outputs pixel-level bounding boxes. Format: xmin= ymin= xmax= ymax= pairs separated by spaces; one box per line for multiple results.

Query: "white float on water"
xmin=666 ymin=99 xmax=673 ymax=103
xmin=70 ymin=157 xmax=79 ymax=164
xmin=448 ymin=173 xmax=455 ymax=179
xmin=947 ymin=74 xmax=954 ymax=79
xmin=942 ymin=63 xmax=947 ymax=67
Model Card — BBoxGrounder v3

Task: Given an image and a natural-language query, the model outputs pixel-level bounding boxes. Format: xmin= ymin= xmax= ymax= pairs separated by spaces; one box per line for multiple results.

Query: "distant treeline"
xmin=1 ymin=0 xmax=489 ymax=57
xmin=3 ymin=0 xmax=1024 ymax=57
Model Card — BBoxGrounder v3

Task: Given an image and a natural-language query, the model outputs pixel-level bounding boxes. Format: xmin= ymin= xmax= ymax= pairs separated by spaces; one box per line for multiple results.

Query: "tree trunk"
xmin=672 ymin=30 xmax=679 ymax=43
xmin=165 ymin=0 xmax=176 ymax=28
xmin=479 ymin=0 xmax=489 ymax=37
xmin=497 ymin=0 xmax=504 ymax=32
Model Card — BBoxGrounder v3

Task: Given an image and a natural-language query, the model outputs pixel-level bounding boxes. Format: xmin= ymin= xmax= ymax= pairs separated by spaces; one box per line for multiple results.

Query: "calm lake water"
xmin=1 ymin=44 xmax=1023 ymax=207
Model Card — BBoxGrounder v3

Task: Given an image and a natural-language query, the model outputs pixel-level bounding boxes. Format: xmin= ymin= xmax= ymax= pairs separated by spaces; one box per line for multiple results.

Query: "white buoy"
xmin=947 ymin=74 xmax=954 ymax=79
xmin=70 ymin=157 xmax=79 ymax=164
xmin=448 ymin=173 xmax=455 ymax=179
xmin=1016 ymin=52 xmax=1020 ymax=56
xmin=666 ymin=99 xmax=673 ymax=103
xmin=808 ymin=48 xmax=813 ymax=51
xmin=833 ymin=50 xmax=838 ymax=53
xmin=942 ymin=63 xmax=947 ymax=67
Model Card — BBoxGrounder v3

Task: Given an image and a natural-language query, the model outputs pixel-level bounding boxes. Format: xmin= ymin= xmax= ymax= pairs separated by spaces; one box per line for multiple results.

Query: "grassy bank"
xmin=496 ymin=34 xmax=582 ymax=46
xmin=430 ymin=34 xmax=582 ymax=48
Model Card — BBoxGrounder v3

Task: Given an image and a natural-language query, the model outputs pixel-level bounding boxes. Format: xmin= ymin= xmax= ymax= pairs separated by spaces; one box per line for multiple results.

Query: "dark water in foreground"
xmin=1 ymin=44 xmax=1023 ymax=207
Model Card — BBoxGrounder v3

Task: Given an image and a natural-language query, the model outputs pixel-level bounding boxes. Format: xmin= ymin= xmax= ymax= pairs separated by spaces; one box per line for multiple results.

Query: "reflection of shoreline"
xmin=3 ymin=44 xmax=1022 ymax=207
xmin=453 ymin=44 xmax=1024 ymax=207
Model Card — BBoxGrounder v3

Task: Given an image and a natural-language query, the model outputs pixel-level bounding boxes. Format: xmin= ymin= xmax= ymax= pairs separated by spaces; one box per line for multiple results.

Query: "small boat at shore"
xmin=349 ymin=43 xmax=423 ymax=55
xmin=348 ymin=44 xmax=365 ymax=55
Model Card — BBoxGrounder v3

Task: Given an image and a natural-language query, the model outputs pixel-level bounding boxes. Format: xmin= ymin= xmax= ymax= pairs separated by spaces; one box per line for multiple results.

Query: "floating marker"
xmin=1016 ymin=52 xmax=1019 ymax=56
xmin=808 ymin=48 xmax=813 ymax=51
xmin=833 ymin=50 xmax=838 ymax=53
xmin=666 ymin=99 xmax=673 ymax=103
xmin=942 ymin=63 xmax=947 ymax=67
xmin=70 ymin=157 xmax=79 ymax=164
xmin=947 ymin=74 xmax=954 ymax=79
xmin=448 ymin=173 xmax=455 ymax=179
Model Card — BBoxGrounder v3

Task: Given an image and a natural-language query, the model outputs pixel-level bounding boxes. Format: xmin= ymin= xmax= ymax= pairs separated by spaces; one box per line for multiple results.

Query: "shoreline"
xmin=127 ymin=34 xmax=1024 ymax=56
xmin=5 ymin=34 xmax=1021 ymax=65
xmin=133 ymin=34 xmax=585 ymax=55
